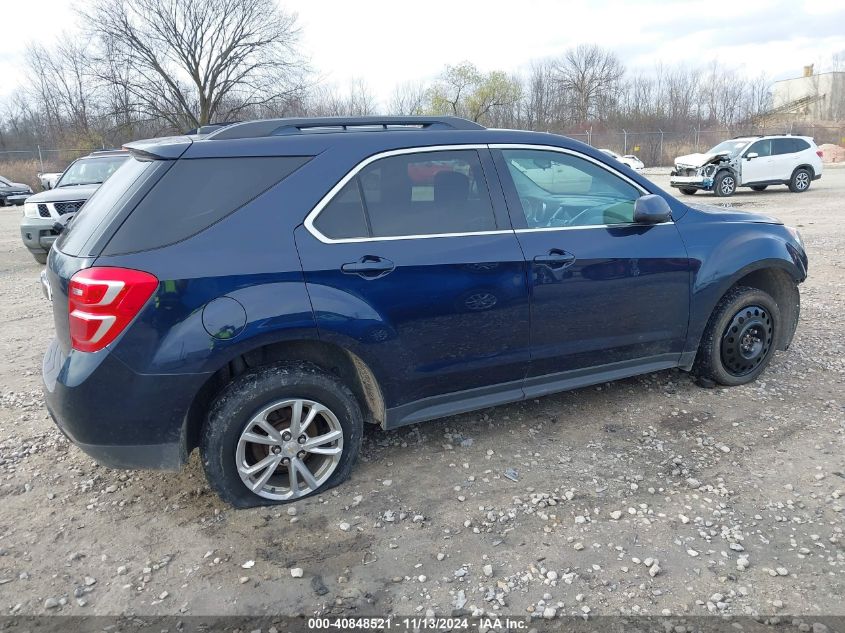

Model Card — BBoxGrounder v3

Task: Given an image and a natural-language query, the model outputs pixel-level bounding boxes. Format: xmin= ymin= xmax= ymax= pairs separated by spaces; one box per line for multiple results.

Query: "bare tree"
xmin=388 ymin=81 xmax=427 ymax=115
xmin=306 ymin=79 xmax=378 ymax=117
xmin=553 ymin=44 xmax=624 ymax=123
xmin=81 ymin=0 xmax=307 ymax=130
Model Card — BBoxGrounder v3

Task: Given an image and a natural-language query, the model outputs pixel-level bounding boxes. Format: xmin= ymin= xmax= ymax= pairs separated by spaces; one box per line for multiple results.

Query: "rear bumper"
xmin=42 ymin=338 xmax=211 ymax=470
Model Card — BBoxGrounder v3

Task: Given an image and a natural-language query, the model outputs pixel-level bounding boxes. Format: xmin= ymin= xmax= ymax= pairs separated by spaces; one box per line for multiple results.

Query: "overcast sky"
xmin=1 ymin=0 xmax=844 ymax=106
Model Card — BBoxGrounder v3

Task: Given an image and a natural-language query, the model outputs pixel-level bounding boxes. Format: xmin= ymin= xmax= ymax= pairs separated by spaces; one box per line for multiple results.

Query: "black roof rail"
xmin=207 ymin=116 xmax=485 ymax=140
xmin=731 ymin=134 xmax=763 ymax=139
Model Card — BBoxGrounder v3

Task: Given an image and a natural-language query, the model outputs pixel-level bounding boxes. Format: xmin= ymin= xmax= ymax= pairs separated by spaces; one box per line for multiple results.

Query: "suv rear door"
xmin=772 ymin=138 xmax=806 ymax=180
xmin=295 ymin=147 xmax=531 ymax=423
xmin=491 ymin=145 xmax=691 ymax=394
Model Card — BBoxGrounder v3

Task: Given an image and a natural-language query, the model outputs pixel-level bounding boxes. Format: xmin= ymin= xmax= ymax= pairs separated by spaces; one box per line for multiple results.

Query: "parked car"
xmin=21 ymin=150 xmax=129 ymax=264
xmin=599 ymin=149 xmax=644 ymax=170
xmin=0 ymin=175 xmax=33 ymax=206
xmin=38 ymin=171 xmax=64 ymax=190
xmin=41 ymin=116 xmax=807 ymax=507
xmin=670 ymin=135 xmax=823 ymax=197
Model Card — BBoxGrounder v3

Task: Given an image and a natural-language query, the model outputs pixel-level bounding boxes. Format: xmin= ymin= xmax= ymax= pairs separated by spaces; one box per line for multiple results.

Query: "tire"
xmin=789 ymin=168 xmax=812 ymax=193
xmin=31 ymin=251 xmax=48 ymax=265
xmin=680 ymin=188 xmax=697 ymax=195
xmin=713 ymin=171 xmax=737 ymax=197
xmin=750 ymin=185 xmax=768 ymax=192
xmin=201 ymin=361 xmax=363 ymax=508
xmin=693 ymin=286 xmax=780 ymax=387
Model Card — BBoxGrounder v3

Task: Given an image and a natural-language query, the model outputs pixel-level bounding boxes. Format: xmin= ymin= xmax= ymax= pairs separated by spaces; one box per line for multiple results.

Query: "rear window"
xmin=56 ymin=157 xmax=159 ymax=257
xmin=103 ymin=156 xmax=309 ymax=255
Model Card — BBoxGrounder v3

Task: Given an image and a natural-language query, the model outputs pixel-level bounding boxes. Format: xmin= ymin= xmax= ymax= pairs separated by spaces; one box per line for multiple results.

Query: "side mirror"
xmin=633 ymin=194 xmax=672 ymax=224
xmin=746 ymin=152 xmax=759 ymax=160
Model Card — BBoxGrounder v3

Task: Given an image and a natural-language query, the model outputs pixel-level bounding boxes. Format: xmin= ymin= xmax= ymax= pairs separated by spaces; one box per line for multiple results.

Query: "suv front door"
xmin=492 ymin=146 xmax=691 ymax=394
xmin=741 ymin=139 xmax=774 ymax=184
xmin=295 ymin=147 xmax=531 ymax=424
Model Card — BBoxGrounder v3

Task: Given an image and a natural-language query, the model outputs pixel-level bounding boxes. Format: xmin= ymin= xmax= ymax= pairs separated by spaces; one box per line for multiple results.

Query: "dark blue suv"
xmin=41 ymin=116 xmax=808 ymax=507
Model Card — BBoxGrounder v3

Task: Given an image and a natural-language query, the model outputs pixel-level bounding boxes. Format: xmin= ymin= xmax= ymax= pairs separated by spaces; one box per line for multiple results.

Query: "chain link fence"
xmin=2 ymin=123 xmax=844 ymax=179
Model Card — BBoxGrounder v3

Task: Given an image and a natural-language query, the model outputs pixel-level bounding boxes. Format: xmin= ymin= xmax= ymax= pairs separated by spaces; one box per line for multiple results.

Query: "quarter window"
xmin=313 ymin=150 xmax=497 ymax=239
xmin=500 ymin=149 xmax=641 ymax=228
xmin=773 ymin=138 xmax=809 ymax=154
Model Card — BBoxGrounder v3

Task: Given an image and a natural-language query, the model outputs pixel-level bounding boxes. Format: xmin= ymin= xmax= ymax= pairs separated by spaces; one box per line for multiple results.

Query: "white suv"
xmin=670 ymin=135 xmax=823 ymax=197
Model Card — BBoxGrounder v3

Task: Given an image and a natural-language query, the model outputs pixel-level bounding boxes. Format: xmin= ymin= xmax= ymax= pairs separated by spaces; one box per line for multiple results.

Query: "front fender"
xmin=680 ymin=224 xmax=806 ymax=362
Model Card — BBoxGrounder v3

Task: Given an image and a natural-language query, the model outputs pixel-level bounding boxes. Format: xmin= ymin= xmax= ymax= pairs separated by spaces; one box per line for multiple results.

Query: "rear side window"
xmin=56 ymin=157 xmax=158 ymax=257
xmin=312 ymin=150 xmax=497 ymax=240
xmin=103 ymin=156 xmax=309 ymax=254
xmin=313 ymin=180 xmax=369 ymax=239
xmin=774 ymin=138 xmax=810 ymax=154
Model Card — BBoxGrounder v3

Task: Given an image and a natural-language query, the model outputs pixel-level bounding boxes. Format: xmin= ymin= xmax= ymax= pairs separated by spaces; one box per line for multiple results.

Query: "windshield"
xmin=57 ymin=155 xmax=130 ymax=187
xmin=707 ymin=140 xmax=752 ymax=158
xmin=0 ymin=176 xmax=12 ymax=186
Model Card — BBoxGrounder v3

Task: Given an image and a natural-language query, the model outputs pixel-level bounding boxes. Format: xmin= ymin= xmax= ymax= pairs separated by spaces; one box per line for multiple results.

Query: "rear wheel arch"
xmin=793 ymin=164 xmax=815 ymax=178
xmin=184 ymin=338 xmax=386 ymax=455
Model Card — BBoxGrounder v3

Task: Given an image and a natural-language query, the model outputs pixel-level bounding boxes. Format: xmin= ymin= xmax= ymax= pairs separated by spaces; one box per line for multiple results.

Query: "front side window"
xmin=747 ymin=140 xmax=772 ymax=158
xmin=500 ymin=149 xmax=641 ymax=228
xmin=313 ymin=150 xmax=497 ymax=240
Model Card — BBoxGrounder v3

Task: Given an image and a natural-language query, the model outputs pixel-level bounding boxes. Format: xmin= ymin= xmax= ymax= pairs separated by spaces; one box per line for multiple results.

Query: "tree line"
xmin=0 ymin=0 xmax=777 ymax=154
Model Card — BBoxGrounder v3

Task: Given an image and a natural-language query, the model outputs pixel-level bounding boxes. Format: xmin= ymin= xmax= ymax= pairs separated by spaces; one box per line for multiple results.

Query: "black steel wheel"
xmin=719 ymin=305 xmax=774 ymax=377
xmin=693 ymin=286 xmax=781 ymax=386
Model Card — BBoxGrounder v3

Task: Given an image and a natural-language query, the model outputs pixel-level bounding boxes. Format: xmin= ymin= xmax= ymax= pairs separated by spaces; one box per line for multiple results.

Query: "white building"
xmin=771 ymin=66 xmax=845 ymax=121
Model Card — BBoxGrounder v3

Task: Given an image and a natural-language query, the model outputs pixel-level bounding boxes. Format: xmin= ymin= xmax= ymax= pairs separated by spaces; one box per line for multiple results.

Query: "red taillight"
xmin=68 ymin=267 xmax=158 ymax=353
xmin=817 ymin=150 xmax=824 ymax=158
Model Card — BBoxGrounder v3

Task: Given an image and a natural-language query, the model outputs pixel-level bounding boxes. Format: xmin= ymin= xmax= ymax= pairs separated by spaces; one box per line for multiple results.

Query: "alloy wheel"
xmin=720 ymin=175 xmax=735 ymax=195
xmin=795 ymin=171 xmax=810 ymax=190
xmin=720 ymin=305 xmax=774 ymax=377
xmin=235 ymin=398 xmax=343 ymax=500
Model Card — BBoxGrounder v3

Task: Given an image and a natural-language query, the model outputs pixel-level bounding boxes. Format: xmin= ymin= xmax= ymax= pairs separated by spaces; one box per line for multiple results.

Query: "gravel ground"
xmin=0 ymin=169 xmax=842 ymax=621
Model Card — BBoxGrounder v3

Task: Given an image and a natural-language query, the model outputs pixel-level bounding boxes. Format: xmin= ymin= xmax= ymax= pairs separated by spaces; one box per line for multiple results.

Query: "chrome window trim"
xmin=490 ymin=143 xmax=651 ymax=197
xmin=304 ymin=144 xmax=502 ymax=244
xmin=303 ymin=142 xmax=671 ymax=244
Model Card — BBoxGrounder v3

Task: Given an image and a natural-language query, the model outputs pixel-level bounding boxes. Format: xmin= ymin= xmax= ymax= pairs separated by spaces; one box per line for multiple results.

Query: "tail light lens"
xmin=68 ymin=267 xmax=159 ymax=352
xmin=816 ymin=150 xmax=824 ymax=158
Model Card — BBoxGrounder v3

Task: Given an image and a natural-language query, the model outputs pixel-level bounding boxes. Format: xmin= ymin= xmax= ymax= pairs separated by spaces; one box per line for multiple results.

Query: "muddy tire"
xmin=750 ymin=185 xmax=768 ymax=192
xmin=679 ymin=188 xmax=697 ymax=195
xmin=713 ymin=171 xmax=737 ymax=197
xmin=201 ymin=362 xmax=363 ymax=508
xmin=693 ymin=286 xmax=780 ymax=387
xmin=789 ymin=168 xmax=812 ymax=193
